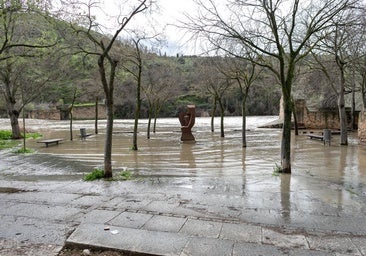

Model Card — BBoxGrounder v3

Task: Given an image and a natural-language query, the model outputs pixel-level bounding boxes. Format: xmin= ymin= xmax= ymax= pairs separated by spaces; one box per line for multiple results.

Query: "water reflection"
xmin=180 ymin=143 xmax=196 ymax=170
xmin=280 ymin=174 xmax=291 ymax=222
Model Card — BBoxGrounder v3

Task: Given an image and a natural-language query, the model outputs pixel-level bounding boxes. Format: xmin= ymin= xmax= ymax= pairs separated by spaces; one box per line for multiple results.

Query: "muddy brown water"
xmin=1 ymin=116 xmax=365 ymax=217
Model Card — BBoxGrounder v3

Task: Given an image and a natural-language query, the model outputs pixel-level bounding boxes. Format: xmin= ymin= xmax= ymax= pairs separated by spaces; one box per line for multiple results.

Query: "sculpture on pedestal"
xmin=179 ymin=105 xmax=196 ymax=142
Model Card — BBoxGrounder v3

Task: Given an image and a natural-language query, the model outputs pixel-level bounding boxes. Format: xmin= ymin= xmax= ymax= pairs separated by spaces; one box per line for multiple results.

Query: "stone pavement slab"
xmin=143 ymin=215 xmax=187 ymax=232
xmin=181 ymin=237 xmax=234 ymax=256
xmin=66 ymin=224 xmax=189 ymax=256
xmin=219 ymin=222 xmax=261 ymax=243
xmin=179 ymin=219 xmax=222 ymax=238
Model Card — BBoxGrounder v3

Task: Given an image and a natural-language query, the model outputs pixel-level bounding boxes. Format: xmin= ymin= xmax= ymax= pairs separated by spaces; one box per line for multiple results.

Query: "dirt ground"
xmin=58 ymin=248 xmax=127 ymax=256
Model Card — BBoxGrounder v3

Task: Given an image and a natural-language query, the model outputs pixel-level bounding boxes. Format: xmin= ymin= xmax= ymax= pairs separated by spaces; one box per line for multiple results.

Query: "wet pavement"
xmin=0 ymin=117 xmax=366 ymax=255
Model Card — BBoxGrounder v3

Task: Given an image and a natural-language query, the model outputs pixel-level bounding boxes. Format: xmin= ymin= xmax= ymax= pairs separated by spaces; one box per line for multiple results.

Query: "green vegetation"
xmin=0 ymin=130 xmax=41 ymax=151
xmin=15 ymin=148 xmax=35 ymax=154
xmin=0 ymin=140 xmax=18 ymax=149
xmin=25 ymin=132 xmax=42 ymax=140
xmin=83 ymin=168 xmax=134 ymax=181
xmin=0 ymin=131 xmax=17 ymax=149
xmin=84 ymin=168 xmax=105 ymax=181
xmin=272 ymin=163 xmax=282 ymax=176
xmin=0 ymin=130 xmax=12 ymax=140
xmin=118 ymin=170 xmax=133 ymax=181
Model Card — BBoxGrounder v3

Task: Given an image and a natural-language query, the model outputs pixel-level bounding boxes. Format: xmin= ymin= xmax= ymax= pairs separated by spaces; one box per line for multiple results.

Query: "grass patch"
xmin=84 ymin=168 xmax=105 ymax=181
xmin=0 ymin=140 xmax=18 ymax=149
xmin=15 ymin=148 xmax=35 ymax=154
xmin=25 ymin=132 xmax=42 ymax=139
xmin=83 ymin=169 xmax=135 ymax=182
xmin=0 ymin=130 xmax=12 ymax=140
xmin=0 ymin=130 xmax=42 ymax=150
xmin=118 ymin=170 xmax=133 ymax=180
xmin=272 ymin=163 xmax=282 ymax=176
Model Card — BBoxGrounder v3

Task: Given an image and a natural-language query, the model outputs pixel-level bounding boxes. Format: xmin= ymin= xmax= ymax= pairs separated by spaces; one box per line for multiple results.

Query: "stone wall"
xmin=359 ymin=111 xmax=366 ymax=144
xmin=293 ymin=99 xmax=358 ymax=130
xmin=28 ymin=104 xmax=107 ymax=120
xmin=28 ymin=109 xmax=60 ymax=120
xmin=303 ymin=110 xmax=341 ymax=130
xmin=71 ymin=105 xmax=107 ymax=120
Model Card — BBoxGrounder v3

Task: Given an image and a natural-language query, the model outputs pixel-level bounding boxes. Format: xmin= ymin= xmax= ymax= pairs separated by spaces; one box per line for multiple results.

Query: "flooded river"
xmin=1 ymin=116 xmax=366 ymax=221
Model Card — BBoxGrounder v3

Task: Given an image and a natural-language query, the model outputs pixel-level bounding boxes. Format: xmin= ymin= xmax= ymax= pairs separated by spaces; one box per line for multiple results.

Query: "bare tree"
xmin=143 ymin=57 xmax=181 ymax=138
xmin=123 ymin=33 xmax=161 ymax=149
xmin=350 ymin=8 xmax=366 ymax=111
xmin=219 ymin=57 xmax=262 ymax=147
xmin=0 ymin=0 xmax=57 ymax=139
xmin=194 ymin=57 xmax=232 ymax=137
xmin=312 ymin=4 xmax=365 ymax=145
xmin=183 ymin=0 xmax=354 ymax=173
xmin=123 ymin=37 xmax=145 ymax=151
xmin=61 ymin=0 xmax=151 ymax=178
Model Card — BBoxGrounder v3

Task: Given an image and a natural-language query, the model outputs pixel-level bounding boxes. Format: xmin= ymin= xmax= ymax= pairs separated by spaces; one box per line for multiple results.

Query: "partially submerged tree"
xmin=219 ymin=57 xmax=262 ymax=147
xmin=193 ymin=57 xmax=232 ymax=137
xmin=184 ymin=0 xmax=355 ymax=173
xmin=61 ymin=0 xmax=151 ymax=178
xmin=143 ymin=57 xmax=181 ymax=138
xmin=123 ymin=37 xmax=145 ymax=151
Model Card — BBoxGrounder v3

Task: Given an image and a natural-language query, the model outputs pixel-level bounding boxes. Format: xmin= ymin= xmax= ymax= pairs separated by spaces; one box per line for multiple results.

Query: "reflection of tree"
xmin=241 ymin=149 xmax=246 ymax=196
xmin=280 ymin=174 xmax=291 ymax=223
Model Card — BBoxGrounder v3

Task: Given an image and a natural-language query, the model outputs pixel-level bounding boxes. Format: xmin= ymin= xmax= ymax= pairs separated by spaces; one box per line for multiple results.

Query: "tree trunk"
xmin=147 ymin=104 xmax=152 ymax=139
xmin=69 ymin=110 xmax=73 ymax=141
xmin=292 ymin=99 xmax=299 ymax=136
xmin=338 ymin=70 xmax=348 ymax=145
xmin=210 ymin=97 xmax=217 ymax=132
xmin=132 ymin=84 xmax=141 ymax=151
xmin=147 ymin=113 xmax=152 ymax=139
xmin=95 ymin=96 xmax=99 ymax=134
xmin=242 ymin=96 xmax=247 ymax=148
xmin=218 ymin=97 xmax=225 ymax=138
xmin=22 ymin=108 xmax=26 ymax=151
xmin=99 ymin=56 xmax=116 ymax=179
xmin=281 ymin=92 xmax=292 ymax=174
xmin=363 ymin=85 xmax=366 ymax=112
xmin=351 ymin=82 xmax=356 ymax=131
xmin=7 ymin=104 xmax=22 ymax=139
xmin=104 ymin=99 xmax=114 ymax=178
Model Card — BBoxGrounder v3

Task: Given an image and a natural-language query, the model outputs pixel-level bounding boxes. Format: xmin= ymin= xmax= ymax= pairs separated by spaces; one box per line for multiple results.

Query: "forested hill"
xmin=0 ymin=7 xmax=362 ymax=119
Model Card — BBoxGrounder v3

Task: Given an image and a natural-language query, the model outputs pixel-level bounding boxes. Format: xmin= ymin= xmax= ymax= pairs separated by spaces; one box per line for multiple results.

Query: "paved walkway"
xmin=1 ymin=173 xmax=366 ymax=256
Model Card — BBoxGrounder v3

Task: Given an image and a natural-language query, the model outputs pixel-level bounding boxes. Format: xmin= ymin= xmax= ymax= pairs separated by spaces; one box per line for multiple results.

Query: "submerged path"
xmin=0 ymin=117 xmax=366 ymax=255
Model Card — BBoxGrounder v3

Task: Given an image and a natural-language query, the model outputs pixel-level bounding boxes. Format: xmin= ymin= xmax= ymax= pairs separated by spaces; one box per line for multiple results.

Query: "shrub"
xmin=84 ymin=168 xmax=104 ymax=181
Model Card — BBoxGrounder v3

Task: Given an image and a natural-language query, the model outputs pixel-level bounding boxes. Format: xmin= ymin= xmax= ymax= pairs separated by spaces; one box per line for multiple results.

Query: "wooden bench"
xmin=307 ymin=134 xmax=324 ymax=141
xmin=37 ymin=138 xmax=63 ymax=147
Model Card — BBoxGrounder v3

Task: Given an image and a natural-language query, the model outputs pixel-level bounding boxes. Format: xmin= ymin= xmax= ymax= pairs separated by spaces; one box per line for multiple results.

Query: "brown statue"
xmin=179 ymin=105 xmax=196 ymax=142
